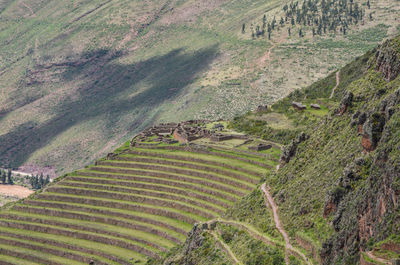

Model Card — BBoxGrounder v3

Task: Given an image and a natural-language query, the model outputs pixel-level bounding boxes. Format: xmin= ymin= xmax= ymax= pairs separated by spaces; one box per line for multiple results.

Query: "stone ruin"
xmin=310 ymin=104 xmax=321 ymax=110
xmin=131 ymin=120 xmax=212 ymax=145
xmin=131 ymin=120 xmax=251 ymax=146
xmin=292 ymin=101 xmax=306 ymax=111
xmin=248 ymin=143 xmax=272 ymax=151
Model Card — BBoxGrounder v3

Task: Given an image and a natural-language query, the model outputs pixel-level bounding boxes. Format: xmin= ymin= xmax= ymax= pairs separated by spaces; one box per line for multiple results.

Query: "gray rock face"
xmin=337 ymin=92 xmax=354 ymax=114
xmin=280 ymin=132 xmax=309 ymax=165
xmin=362 ymin=113 xmax=386 ymax=152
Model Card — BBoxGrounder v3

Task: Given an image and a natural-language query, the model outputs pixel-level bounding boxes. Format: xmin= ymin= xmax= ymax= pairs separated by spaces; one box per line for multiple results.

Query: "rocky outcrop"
xmin=375 ymin=39 xmax=400 ymax=81
xmin=280 ymin=132 xmax=309 ymax=166
xmin=361 ymin=113 xmax=386 ymax=152
xmin=336 ymin=92 xmax=354 ymax=115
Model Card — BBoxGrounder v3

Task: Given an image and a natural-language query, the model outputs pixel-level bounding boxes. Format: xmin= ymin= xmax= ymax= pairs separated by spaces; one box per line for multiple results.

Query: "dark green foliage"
xmin=6 ymin=170 xmax=13 ymax=185
xmin=1 ymin=170 xmax=6 ymax=184
xmin=28 ymin=174 xmax=50 ymax=190
xmin=250 ymin=0 xmax=374 ymax=40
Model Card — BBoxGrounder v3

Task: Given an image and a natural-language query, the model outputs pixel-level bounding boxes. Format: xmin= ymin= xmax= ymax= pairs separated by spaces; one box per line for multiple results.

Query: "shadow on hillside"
xmin=0 ymin=45 xmax=218 ymax=168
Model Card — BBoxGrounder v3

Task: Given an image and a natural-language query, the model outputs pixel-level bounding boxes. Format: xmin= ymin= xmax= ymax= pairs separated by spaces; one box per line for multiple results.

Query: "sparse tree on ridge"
xmin=45 ymin=175 xmax=50 ymax=185
xmin=242 ymin=23 xmax=246 ymax=33
xmin=1 ymin=170 xmax=6 ymax=184
xmin=7 ymin=170 xmax=13 ymax=185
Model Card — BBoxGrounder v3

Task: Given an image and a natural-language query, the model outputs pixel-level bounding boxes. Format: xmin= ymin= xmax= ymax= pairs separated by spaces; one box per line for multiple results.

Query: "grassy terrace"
xmin=0 ymin=143 xmax=276 ymax=264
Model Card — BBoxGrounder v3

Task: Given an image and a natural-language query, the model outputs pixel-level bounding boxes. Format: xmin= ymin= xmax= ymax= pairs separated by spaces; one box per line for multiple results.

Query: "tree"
xmin=39 ymin=173 xmax=44 ymax=188
xmin=242 ymin=23 xmax=246 ymax=34
xmin=7 ymin=170 xmax=13 ymax=185
xmin=45 ymin=175 xmax=50 ymax=185
xmin=262 ymin=14 xmax=267 ymax=29
xmin=291 ymin=17 xmax=295 ymax=26
xmin=1 ymin=170 xmax=6 ymax=184
xmin=280 ymin=17 xmax=285 ymax=27
xmin=367 ymin=0 xmax=370 ymax=9
xmin=288 ymin=27 xmax=291 ymax=36
xmin=299 ymin=28 xmax=303 ymax=37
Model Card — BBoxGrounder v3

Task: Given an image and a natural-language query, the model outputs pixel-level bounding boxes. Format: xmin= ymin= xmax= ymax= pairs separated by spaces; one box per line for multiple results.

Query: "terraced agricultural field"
xmin=0 ymin=142 xmax=279 ymax=264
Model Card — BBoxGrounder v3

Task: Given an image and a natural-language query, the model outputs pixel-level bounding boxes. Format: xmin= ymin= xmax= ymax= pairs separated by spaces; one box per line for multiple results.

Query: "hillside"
xmin=0 ymin=0 xmax=399 ymax=176
xmin=0 ymin=35 xmax=399 ymax=264
xmin=148 ymin=35 xmax=400 ymax=265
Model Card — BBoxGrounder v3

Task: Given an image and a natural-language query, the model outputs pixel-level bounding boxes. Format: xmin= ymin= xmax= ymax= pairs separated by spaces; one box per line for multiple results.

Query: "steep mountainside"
xmin=0 ymin=0 xmax=399 ymax=175
xmin=151 ymin=35 xmax=400 ymax=265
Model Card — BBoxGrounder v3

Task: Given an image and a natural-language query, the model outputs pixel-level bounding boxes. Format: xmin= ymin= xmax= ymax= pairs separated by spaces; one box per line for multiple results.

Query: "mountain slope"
xmin=0 ymin=0 xmax=399 ymax=175
xmin=151 ymin=35 xmax=400 ymax=265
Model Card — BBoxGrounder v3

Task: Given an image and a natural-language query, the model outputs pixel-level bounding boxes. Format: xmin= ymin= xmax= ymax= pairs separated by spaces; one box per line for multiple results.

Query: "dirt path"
xmin=0 ymin=185 xmax=34 ymax=198
xmin=261 ymin=183 xmax=311 ymax=264
xmin=330 ymin=70 xmax=340 ymax=99
xmin=365 ymin=251 xmax=391 ymax=265
xmin=21 ymin=1 xmax=36 ymax=17
xmin=259 ymin=33 xmax=286 ymax=66
xmin=210 ymin=231 xmax=242 ymax=265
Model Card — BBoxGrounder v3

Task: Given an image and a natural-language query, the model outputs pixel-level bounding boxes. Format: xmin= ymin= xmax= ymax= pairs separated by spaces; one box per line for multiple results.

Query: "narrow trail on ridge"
xmin=330 ymin=70 xmax=340 ymax=99
xmin=261 ymin=183 xmax=311 ymax=265
xmin=210 ymin=231 xmax=242 ymax=265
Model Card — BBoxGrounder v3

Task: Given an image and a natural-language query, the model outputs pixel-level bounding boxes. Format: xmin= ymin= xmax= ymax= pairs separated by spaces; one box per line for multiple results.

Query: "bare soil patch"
xmin=0 ymin=185 xmax=34 ymax=198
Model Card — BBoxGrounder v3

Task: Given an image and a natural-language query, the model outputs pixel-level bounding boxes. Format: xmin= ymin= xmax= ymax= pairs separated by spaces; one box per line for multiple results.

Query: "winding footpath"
xmin=261 ymin=183 xmax=311 ymax=265
xmin=330 ymin=70 xmax=340 ymax=99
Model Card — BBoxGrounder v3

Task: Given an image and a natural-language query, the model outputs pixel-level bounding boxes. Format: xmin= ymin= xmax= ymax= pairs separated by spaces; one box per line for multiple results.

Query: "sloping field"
xmin=0 ymin=142 xmax=277 ymax=264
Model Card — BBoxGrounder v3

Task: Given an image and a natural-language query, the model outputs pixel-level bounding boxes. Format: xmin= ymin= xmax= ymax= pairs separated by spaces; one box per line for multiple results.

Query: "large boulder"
xmin=362 ymin=113 xmax=386 ymax=152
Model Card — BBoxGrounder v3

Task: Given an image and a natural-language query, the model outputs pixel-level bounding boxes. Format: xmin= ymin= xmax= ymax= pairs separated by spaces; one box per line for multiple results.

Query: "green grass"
xmin=118 ymin=153 xmax=262 ymax=180
xmin=5 ymin=209 xmax=179 ymax=249
xmin=0 ymin=226 xmax=141 ymax=264
xmin=0 ymin=241 xmax=85 ymax=265
xmin=56 ymin=181 xmax=228 ymax=213
xmin=131 ymin=148 xmax=269 ymax=173
xmin=84 ymin=165 xmax=250 ymax=195
xmin=63 ymin=177 xmax=233 ymax=208
xmin=0 ymin=254 xmax=40 ymax=265
xmin=95 ymin=160 xmax=258 ymax=188
xmin=71 ymin=171 xmax=238 ymax=203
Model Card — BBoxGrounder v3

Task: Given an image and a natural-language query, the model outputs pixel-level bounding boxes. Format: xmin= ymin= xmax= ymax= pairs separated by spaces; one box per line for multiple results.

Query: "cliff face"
xmin=269 ymin=36 xmax=400 ymax=265
xmin=317 ymin=38 xmax=400 ymax=264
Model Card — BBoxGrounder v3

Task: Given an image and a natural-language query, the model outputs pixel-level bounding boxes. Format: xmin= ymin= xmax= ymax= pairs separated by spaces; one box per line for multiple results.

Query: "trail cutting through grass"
xmin=329 ymin=70 xmax=340 ymax=99
xmin=261 ymin=183 xmax=311 ymax=265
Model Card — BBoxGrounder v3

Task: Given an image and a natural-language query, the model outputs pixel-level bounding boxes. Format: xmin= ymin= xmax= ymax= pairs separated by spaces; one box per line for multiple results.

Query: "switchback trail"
xmin=261 ymin=183 xmax=311 ymax=264
xmin=330 ymin=70 xmax=340 ymax=99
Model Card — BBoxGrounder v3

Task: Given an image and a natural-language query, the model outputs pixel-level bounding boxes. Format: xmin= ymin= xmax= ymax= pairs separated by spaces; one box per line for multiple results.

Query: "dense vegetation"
xmin=247 ymin=0 xmax=375 ymax=40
